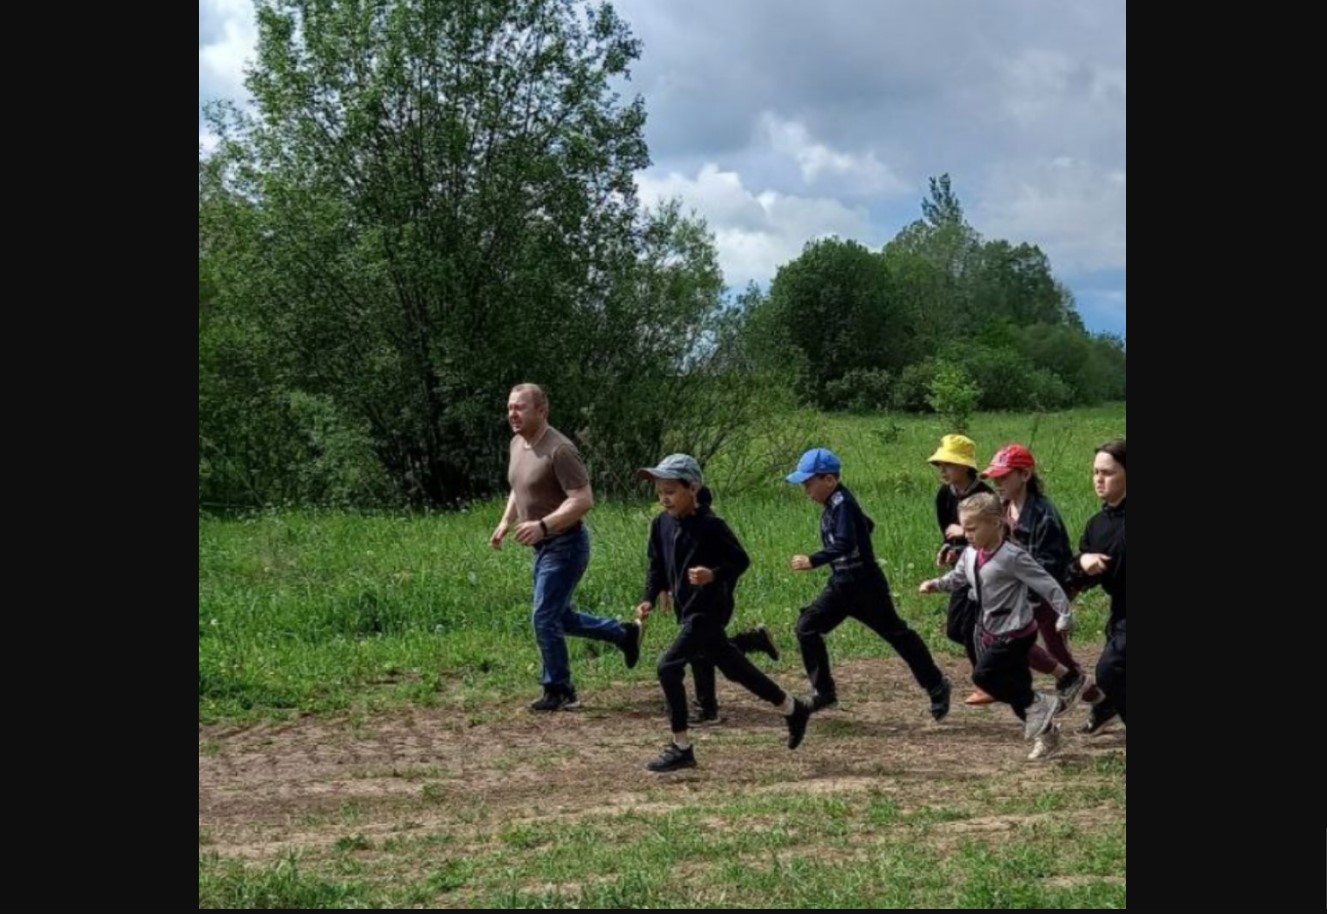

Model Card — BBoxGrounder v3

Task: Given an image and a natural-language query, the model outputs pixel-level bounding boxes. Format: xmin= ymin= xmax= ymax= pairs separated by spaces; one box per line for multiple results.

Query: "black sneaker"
xmin=645 ymin=742 xmax=697 ymax=772
xmin=1079 ymin=704 xmax=1119 ymax=735
xmin=688 ymin=705 xmax=722 ymax=727
xmin=620 ymin=621 xmax=643 ymax=670
xmin=785 ymin=698 xmax=811 ymax=749
xmin=929 ymin=676 xmax=952 ymax=722
xmin=810 ymin=692 xmax=838 ymax=713
xmin=752 ymin=624 xmax=781 ymax=662
xmin=529 ymin=686 xmax=580 ymax=712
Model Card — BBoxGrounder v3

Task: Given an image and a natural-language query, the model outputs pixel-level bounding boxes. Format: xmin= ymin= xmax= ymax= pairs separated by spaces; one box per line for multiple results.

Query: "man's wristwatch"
xmin=539 ymin=519 xmax=550 ymax=537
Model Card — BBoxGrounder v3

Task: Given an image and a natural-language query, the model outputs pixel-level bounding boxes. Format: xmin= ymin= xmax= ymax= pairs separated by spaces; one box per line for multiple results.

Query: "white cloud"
xmin=993 ymin=49 xmax=1125 ymax=154
xmin=759 ymin=112 xmax=909 ymax=197
xmin=194 ymin=0 xmax=1125 ymax=332
xmin=199 ymin=0 xmax=258 ymax=105
xmin=635 ymin=163 xmax=877 ymax=288
xmin=975 ymin=157 xmax=1125 ymax=274
xmin=1000 ymin=50 xmax=1076 ymax=124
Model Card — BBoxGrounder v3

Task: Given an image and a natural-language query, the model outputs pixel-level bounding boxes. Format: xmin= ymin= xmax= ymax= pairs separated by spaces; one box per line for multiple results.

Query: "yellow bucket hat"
xmin=927 ymin=434 xmax=978 ymax=470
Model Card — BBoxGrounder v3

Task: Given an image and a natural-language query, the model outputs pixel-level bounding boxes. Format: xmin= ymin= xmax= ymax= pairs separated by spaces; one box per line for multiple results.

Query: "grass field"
xmin=199 ymin=404 xmax=1126 ymax=908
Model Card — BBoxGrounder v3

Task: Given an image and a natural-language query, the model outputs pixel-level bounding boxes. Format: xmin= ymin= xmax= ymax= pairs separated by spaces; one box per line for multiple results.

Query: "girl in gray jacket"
xmin=919 ymin=492 xmax=1075 ymax=760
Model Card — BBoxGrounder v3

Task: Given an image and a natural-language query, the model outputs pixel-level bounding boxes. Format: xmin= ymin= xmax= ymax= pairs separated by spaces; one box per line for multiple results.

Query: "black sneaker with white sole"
xmin=646 ymin=742 xmax=697 ymax=772
xmin=687 ymin=704 xmax=722 ymax=727
xmin=529 ymin=687 xmax=581 ymax=712
xmin=1079 ymin=703 xmax=1120 ymax=735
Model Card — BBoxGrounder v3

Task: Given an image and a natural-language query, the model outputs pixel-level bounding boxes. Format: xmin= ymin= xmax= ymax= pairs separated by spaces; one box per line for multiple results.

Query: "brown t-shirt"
xmin=508 ymin=425 xmax=590 ymax=523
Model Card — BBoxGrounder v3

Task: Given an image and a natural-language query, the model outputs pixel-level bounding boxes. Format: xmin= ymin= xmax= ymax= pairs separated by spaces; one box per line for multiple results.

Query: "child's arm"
xmin=1010 ymin=548 xmax=1073 ymax=629
xmin=641 ymin=519 xmax=668 ymax=608
xmin=808 ymin=497 xmax=858 ymax=569
xmin=920 ymin=556 xmax=970 ymax=594
xmin=688 ymin=519 xmax=751 ymax=586
xmin=933 ymin=491 xmax=961 ymax=566
xmin=1065 ymin=515 xmax=1110 ymax=597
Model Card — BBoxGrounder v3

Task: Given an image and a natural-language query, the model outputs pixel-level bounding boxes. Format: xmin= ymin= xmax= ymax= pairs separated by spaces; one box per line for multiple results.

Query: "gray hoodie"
xmin=933 ymin=541 xmax=1071 ymax=638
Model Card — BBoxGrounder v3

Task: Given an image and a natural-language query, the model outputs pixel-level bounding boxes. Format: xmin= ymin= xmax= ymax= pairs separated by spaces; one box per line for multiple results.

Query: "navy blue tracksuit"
xmin=796 ymin=485 xmax=944 ymax=700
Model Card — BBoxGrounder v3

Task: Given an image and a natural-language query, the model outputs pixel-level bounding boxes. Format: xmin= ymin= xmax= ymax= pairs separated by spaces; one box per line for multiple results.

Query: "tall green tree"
xmin=200 ymin=0 xmax=768 ymax=507
xmin=748 ymin=237 xmax=907 ymax=409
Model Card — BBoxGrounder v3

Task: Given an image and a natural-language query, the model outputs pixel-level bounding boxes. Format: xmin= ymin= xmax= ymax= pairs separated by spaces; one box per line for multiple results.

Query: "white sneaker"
xmin=1028 ymin=722 xmax=1062 ymax=760
xmin=1022 ymin=693 xmax=1056 ymax=739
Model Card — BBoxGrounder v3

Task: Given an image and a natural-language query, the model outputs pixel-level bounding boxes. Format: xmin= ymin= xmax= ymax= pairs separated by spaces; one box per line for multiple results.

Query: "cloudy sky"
xmin=200 ymin=0 xmax=1125 ymax=336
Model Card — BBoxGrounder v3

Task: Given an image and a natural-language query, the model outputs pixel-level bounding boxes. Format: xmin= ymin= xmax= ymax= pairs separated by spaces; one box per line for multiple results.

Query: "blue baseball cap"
xmin=785 ymin=447 xmax=842 ymax=484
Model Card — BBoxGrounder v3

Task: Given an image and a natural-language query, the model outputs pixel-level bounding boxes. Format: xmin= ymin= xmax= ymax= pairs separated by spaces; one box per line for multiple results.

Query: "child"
xmin=927 ymin=434 xmax=996 ymax=706
xmin=636 ymin=454 xmax=811 ymax=772
xmin=786 ymin=448 xmax=952 ymax=720
xmin=1065 ymin=439 xmax=1126 ymax=734
xmin=919 ymin=492 xmax=1075 ymax=760
xmin=983 ymin=443 xmax=1101 ymax=720
xmin=682 ymin=489 xmax=782 ymax=727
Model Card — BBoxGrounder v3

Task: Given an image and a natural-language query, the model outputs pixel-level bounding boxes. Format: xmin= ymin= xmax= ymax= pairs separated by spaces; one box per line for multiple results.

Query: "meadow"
xmin=199 ymin=405 xmax=1126 ymax=908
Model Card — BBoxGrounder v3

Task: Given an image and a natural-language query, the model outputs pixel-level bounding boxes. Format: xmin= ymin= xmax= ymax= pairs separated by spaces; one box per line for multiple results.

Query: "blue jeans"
xmin=531 ymin=526 xmax=624 ymax=689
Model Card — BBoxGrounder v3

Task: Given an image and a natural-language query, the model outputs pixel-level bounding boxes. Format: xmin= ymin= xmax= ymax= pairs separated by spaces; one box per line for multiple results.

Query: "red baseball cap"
xmin=982 ymin=443 xmax=1036 ymax=479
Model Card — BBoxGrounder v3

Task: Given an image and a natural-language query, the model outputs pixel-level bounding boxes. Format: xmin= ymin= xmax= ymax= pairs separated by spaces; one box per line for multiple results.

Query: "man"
xmin=491 ymin=383 xmax=643 ymax=711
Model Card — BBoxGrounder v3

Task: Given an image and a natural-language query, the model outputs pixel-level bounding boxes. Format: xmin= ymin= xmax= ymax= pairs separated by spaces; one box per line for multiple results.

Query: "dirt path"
xmin=200 ymin=653 xmax=1125 ymax=870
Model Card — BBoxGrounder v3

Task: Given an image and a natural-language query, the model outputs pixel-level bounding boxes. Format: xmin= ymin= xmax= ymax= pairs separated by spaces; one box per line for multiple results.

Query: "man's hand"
xmin=513 ymin=520 xmax=546 ymax=546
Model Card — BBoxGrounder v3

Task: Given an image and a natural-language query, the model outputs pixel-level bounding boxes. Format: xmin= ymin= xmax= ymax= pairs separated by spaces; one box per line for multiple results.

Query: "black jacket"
xmin=1066 ymin=498 xmax=1126 ymax=630
xmin=643 ymin=489 xmax=751 ymax=621
xmin=1007 ymin=491 xmax=1074 ymax=587
xmin=811 ymin=484 xmax=883 ymax=584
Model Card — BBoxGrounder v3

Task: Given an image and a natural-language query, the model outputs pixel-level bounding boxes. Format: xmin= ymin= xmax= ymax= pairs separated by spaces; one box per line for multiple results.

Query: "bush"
xmin=927 ymin=361 xmax=981 ymax=432
xmin=891 ymin=360 xmax=938 ymax=412
xmin=1025 ymin=368 xmax=1075 ymax=411
xmin=823 ymin=368 xmax=894 ymax=414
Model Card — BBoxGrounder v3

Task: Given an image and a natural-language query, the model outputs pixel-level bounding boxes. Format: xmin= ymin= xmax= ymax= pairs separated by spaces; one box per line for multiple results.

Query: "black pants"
xmin=971 ymin=628 xmax=1037 ymax=718
xmin=945 ymin=589 xmax=979 ymax=667
xmin=660 ymin=614 xmax=785 ymax=733
xmin=1094 ymin=619 xmax=1126 ymax=724
xmin=796 ymin=573 xmax=944 ymax=699
xmin=691 ymin=628 xmax=765 ymax=714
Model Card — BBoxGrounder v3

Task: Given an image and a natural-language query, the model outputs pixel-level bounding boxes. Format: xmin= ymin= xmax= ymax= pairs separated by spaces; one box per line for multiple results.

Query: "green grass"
xmin=200 ymin=406 xmax=1126 ymax=908
xmin=200 ymin=405 xmax=1124 ymax=725
xmin=198 ymin=783 xmax=1126 ymax=908
xmin=198 ymin=853 xmax=378 ymax=909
